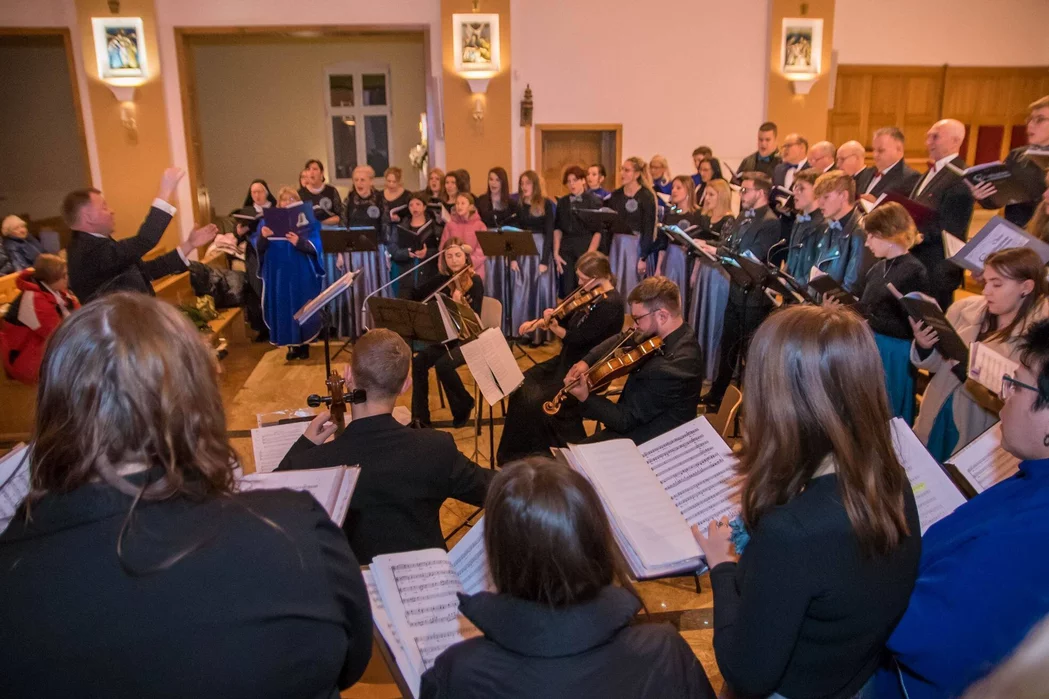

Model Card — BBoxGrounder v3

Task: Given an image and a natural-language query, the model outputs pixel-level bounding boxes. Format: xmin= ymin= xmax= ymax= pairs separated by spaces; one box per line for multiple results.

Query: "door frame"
xmin=536 ymin=123 xmax=623 ymax=190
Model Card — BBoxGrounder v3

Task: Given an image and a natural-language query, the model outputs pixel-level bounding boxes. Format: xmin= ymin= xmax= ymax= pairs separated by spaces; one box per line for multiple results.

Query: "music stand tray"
xmin=366 ymin=297 xmax=450 ymax=345
xmin=575 ymin=208 xmax=634 ymax=236
xmin=475 ymin=229 xmax=539 ymax=260
xmin=320 ymin=226 xmax=380 ymax=254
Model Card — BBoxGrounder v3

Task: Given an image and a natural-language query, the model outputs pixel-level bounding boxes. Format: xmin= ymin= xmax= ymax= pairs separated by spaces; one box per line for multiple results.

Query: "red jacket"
xmin=1 ymin=270 xmax=80 ymax=384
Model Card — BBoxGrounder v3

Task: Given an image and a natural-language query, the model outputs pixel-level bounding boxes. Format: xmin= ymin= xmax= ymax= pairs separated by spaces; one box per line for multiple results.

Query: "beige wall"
xmin=0 ymin=35 xmax=88 ymax=219
xmin=190 ymin=34 xmax=427 ymax=215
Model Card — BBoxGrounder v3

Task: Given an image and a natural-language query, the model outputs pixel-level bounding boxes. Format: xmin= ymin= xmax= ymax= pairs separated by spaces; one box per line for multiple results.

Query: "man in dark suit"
xmin=813 ymin=171 xmax=870 ymax=297
xmin=564 ymin=276 xmax=702 ymax=445
xmin=65 ymin=167 xmax=217 ymax=303
xmin=835 ymin=140 xmax=867 ymax=179
xmin=773 ymin=133 xmax=810 ymax=190
xmin=703 ymin=172 xmax=782 ymax=410
xmin=855 ymin=127 xmax=922 ymax=201
xmin=807 ymin=141 xmax=837 ymax=174
xmin=277 ymin=328 xmax=494 ymax=564
xmin=910 ymin=118 xmax=975 ymax=309
xmin=737 ymin=122 xmax=782 ymax=180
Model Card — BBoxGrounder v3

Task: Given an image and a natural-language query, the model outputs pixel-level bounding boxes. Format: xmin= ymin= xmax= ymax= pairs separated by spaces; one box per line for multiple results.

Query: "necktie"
xmin=796 ymin=214 xmax=811 ymax=223
xmin=827 ymin=220 xmax=843 ymax=232
xmin=926 ymin=160 xmax=937 ymax=175
xmin=874 ymin=171 xmax=884 ymax=178
xmin=787 ymin=163 xmax=799 ymax=170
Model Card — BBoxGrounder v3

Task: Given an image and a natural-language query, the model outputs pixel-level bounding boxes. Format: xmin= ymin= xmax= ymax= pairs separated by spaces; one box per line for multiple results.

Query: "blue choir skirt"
xmin=689 ymin=260 xmax=730 ymax=382
xmin=485 ymin=256 xmax=508 ymax=333
xmin=661 ymin=244 xmax=690 ymax=314
xmin=874 ymin=332 xmax=917 ymax=424
xmin=609 ymin=232 xmax=641 ymax=310
xmin=518 ymin=233 xmax=555 ymax=343
xmin=323 ymin=249 xmax=389 ymax=339
xmin=925 ymin=392 xmax=960 ymax=463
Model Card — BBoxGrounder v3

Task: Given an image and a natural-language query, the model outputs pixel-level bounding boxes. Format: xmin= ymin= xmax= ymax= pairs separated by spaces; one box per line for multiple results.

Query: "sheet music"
xmin=943 ymin=231 xmax=966 ymax=259
xmin=250 ymin=422 xmax=309 ymax=473
xmin=236 ymin=466 xmax=359 ymax=525
xmin=890 ymin=419 xmax=966 ymax=534
xmin=949 ymin=423 xmax=1020 ymax=494
xmin=569 ymin=440 xmax=701 ymax=570
xmin=968 ymin=341 xmax=1019 ymax=396
xmin=460 ymin=328 xmax=525 ymax=406
xmin=0 ymin=443 xmax=30 ymax=535
xmin=362 ymin=569 xmax=416 ymax=697
xmin=640 ymin=417 xmax=739 ymax=527
xmin=962 ymin=219 xmax=1037 ymax=271
xmin=447 ymin=517 xmax=492 ymax=595
xmin=294 ymin=270 xmax=360 ymax=324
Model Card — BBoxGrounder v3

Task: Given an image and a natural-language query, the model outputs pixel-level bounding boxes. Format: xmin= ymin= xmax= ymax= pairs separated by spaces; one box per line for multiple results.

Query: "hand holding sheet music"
xmin=968 ymin=341 xmax=1019 ymax=397
xmin=944 ymin=216 xmax=1049 ymax=274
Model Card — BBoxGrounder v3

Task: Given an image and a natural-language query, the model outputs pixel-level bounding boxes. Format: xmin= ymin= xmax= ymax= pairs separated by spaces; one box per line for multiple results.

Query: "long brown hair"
xmin=486 ymin=166 xmax=510 ymax=207
xmin=670 ymin=175 xmax=697 ymax=212
xmin=485 ymin=457 xmax=640 ymax=607
xmin=518 ymin=170 xmax=546 ymax=217
xmin=737 ymin=305 xmax=911 ymax=557
xmin=1026 ymin=171 xmax=1049 ymax=244
xmin=981 ymin=247 xmax=1049 ymax=343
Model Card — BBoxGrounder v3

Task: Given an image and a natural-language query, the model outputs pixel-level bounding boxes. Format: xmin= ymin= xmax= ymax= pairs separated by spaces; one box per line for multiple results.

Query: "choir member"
xmin=694 ymin=304 xmax=920 ymax=699
xmin=689 ymin=179 xmax=734 ymax=382
xmin=297 ymin=158 xmax=344 ymax=225
xmin=852 ymin=203 xmax=930 ymax=422
xmin=563 ymin=276 xmax=703 ymax=444
xmin=691 ymin=146 xmax=713 ymax=186
xmin=439 ymin=192 xmax=487 ymax=280
xmin=232 ymin=179 xmax=274 ymax=340
xmin=910 ymin=247 xmax=1049 ymax=461
xmin=693 ymin=157 xmax=723 ymax=205
xmin=807 ymin=140 xmax=837 ymax=174
xmin=736 ymin=122 xmax=782 ymax=179
xmin=0 ymin=216 xmax=44 ymax=272
xmin=0 ymin=293 xmax=373 ymax=699
xmin=772 ymin=133 xmax=809 ymax=190
xmin=331 ymin=165 xmax=388 ymax=337
xmin=497 ymin=252 xmax=623 ymax=463
xmin=606 ymin=157 xmax=658 ymax=304
xmin=884 ymin=318 xmax=1049 ymax=699
xmin=649 ymin=154 xmax=673 ymax=195
xmin=277 ymin=328 xmax=493 ymax=563
xmin=656 ymin=175 xmax=701 ymax=306
xmin=1028 ymin=170 xmax=1049 ymax=242
xmin=586 ymin=163 xmax=611 ymax=199
xmin=835 ymin=140 xmax=867 ymax=177
xmin=381 ymin=167 xmax=413 ymax=296
xmin=855 ymin=127 xmax=922 ymax=201
xmin=425 ymin=168 xmax=448 ymax=228
xmin=386 ymin=192 xmax=440 ymax=300
xmin=65 ymin=167 xmax=216 ymax=303
xmin=442 ymin=170 xmax=464 ymax=213
xmin=970 ymin=95 xmax=1049 ymax=228
xmin=910 ymin=118 xmax=975 ymax=309
xmin=0 ymin=253 xmax=79 ymax=385
xmin=812 ymin=170 xmax=870 ymax=297
xmin=553 ymin=166 xmax=604 ymax=296
xmin=703 ymin=172 xmax=780 ymax=411
xmin=255 ymin=186 xmax=324 ymax=360
xmin=410 ymin=238 xmax=483 ymax=427
xmin=784 ymin=168 xmax=825 ymax=281
xmin=515 ymin=170 xmax=557 ymax=344
xmin=421 ymin=457 xmax=715 ymax=699
xmin=477 ymin=166 xmax=519 ymax=330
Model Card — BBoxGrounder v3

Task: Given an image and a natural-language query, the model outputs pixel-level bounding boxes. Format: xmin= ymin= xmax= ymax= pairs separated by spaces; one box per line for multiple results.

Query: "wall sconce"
xmin=786 ymin=73 xmax=819 ymax=95
xmin=471 ymin=95 xmax=486 ymax=123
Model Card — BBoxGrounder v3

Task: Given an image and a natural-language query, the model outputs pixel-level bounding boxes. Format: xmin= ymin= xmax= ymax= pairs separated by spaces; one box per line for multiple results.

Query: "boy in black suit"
xmin=278 ymin=328 xmax=494 ymax=564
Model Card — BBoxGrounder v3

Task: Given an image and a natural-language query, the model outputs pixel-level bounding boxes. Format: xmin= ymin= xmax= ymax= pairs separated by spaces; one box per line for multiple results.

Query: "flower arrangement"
xmin=409 ymin=144 xmax=428 ymax=171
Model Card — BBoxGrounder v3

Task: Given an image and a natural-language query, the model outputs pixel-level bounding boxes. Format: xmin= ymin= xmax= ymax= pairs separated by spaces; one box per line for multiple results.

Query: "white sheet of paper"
xmin=236 ymin=466 xmax=359 ymax=525
xmin=0 ymin=443 xmax=31 ymax=535
xmin=460 ymin=328 xmax=525 ymax=406
xmin=967 ymin=341 xmax=1019 ymax=397
xmin=949 ymin=423 xmax=1020 ymax=494
xmin=809 ymin=265 xmax=826 ymax=282
xmin=890 ymin=418 xmax=966 ymax=534
xmin=640 ymin=417 xmax=739 ymax=527
xmin=251 ymin=422 xmax=309 ymax=473
xmin=943 ymin=231 xmax=966 ymax=259
xmin=362 ymin=569 xmax=417 ymax=697
xmin=962 ymin=220 xmax=1035 ymax=271
xmin=448 ymin=517 xmax=492 ymax=595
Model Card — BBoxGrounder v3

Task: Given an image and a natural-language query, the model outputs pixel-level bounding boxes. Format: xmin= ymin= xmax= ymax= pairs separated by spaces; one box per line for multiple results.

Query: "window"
xmin=325 ymin=64 xmax=393 ymax=183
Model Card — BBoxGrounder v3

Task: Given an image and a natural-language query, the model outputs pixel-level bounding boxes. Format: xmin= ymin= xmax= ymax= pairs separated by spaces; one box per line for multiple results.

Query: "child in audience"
xmin=439 ymin=192 xmax=487 ymax=280
xmin=420 ymin=457 xmax=715 ymax=699
xmin=694 ymin=305 xmax=921 ymax=699
xmin=0 ymin=293 xmax=372 ymax=698
xmin=910 ymin=246 xmax=1049 ymax=461
xmin=883 ymin=319 xmax=1049 ymax=699
xmin=0 ymin=253 xmax=79 ymax=384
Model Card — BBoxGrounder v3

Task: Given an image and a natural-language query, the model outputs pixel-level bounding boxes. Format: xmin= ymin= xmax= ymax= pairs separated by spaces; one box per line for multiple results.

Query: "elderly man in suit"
xmin=856 ymin=127 xmax=922 ymax=202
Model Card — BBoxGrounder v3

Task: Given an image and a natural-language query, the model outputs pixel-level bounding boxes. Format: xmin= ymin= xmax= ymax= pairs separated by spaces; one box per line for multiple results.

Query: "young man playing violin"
xmin=563 ymin=275 xmax=703 ymax=445
xmin=496 ymin=252 xmax=624 ymax=464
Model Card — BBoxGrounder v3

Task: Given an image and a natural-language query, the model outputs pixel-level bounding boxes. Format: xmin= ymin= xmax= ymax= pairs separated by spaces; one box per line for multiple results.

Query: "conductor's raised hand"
xmin=187 ymin=223 xmax=219 ymax=248
xmin=692 ymin=517 xmax=738 ymax=568
xmin=304 ymin=410 xmax=338 ymax=445
xmin=909 ymin=318 xmax=940 ymax=349
xmin=157 ymin=167 xmax=186 ymax=201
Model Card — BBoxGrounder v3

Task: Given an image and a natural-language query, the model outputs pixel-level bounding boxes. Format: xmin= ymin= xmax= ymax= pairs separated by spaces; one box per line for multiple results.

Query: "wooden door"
xmin=536 ymin=125 xmax=622 ymax=198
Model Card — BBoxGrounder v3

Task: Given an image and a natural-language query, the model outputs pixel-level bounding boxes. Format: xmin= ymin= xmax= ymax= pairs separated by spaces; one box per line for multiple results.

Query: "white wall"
xmin=834 ymin=0 xmax=1049 ymax=66
xmin=510 ymin=0 xmax=770 ymax=181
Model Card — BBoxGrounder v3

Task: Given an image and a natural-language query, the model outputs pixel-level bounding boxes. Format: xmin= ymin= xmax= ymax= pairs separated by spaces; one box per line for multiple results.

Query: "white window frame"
xmin=323 ymin=62 xmax=394 ymax=187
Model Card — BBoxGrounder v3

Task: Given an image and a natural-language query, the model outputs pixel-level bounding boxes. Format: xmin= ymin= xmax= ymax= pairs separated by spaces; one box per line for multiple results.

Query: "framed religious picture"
xmin=781 ymin=18 xmax=822 ymax=75
xmin=92 ymin=17 xmax=148 ymax=81
xmin=452 ymin=13 xmax=500 ymax=75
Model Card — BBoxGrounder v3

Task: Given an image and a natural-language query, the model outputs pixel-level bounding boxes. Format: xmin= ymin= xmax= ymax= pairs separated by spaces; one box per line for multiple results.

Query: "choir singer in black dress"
xmin=496 ymin=251 xmax=624 ymax=464
xmin=553 ymin=166 xmax=604 ymax=296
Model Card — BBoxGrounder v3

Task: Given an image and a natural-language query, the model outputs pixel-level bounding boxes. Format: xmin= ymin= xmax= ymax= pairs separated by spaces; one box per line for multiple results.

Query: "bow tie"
xmin=744 ymin=209 xmax=756 ymax=219
xmin=570 ymin=195 xmax=582 ymax=203
xmin=874 ymin=170 xmax=885 ymax=178
xmin=926 ymin=160 xmax=938 ymax=174
xmin=796 ymin=213 xmax=811 ymax=223
xmin=786 ymin=163 xmax=799 ymax=170
xmin=827 ymin=220 xmax=843 ymax=232
xmin=757 ymin=155 xmax=771 ymax=163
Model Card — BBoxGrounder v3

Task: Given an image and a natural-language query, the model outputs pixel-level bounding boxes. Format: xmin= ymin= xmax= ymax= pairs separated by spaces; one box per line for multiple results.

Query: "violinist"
xmin=562 ymin=276 xmax=703 ymax=445
xmin=497 ymin=252 xmax=625 ymax=464
xmin=410 ymin=238 xmax=484 ymax=428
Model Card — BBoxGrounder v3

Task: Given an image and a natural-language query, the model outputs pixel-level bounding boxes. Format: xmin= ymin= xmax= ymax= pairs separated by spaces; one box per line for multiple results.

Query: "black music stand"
xmin=320 ymin=225 xmax=379 ymax=358
xmin=366 ymin=296 xmax=449 ymax=347
xmin=476 ymin=227 xmax=539 ymax=365
xmin=576 ymin=207 xmax=634 ymax=243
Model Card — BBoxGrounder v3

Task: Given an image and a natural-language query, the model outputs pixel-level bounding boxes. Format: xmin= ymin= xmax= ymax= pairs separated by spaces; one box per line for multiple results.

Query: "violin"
xmin=520 ymin=279 xmax=613 ymax=335
xmin=543 ymin=332 xmax=663 ymax=416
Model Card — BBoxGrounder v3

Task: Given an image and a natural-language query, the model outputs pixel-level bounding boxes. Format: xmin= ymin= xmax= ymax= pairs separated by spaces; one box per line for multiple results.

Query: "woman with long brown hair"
xmin=694 ymin=305 xmax=921 ymax=699
xmin=606 ymin=156 xmax=658 ymax=305
xmin=476 ymin=166 xmax=519 ymax=333
xmin=688 ymin=178 xmax=734 ymax=382
xmin=420 ymin=457 xmax=714 ymax=699
xmin=516 ymin=169 xmax=557 ymax=344
xmin=0 ymin=293 xmax=372 ymax=699
xmin=656 ymin=175 xmax=701 ymax=311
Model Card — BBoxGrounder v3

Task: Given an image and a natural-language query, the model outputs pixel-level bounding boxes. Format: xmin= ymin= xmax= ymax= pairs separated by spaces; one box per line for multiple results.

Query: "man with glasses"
xmin=882 ymin=318 xmax=1049 ymax=699
xmin=969 ymin=95 xmax=1049 ymax=228
xmin=773 ymin=133 xmax=809 ymax=191
xmin=562 ymin=276 xmax=702 ymax=445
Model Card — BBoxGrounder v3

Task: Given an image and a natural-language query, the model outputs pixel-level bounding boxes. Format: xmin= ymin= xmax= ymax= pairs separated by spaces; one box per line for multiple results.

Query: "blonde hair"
xmin=649 ymin=154 xmax=671 ymax=180
xmin=701 ymin=179 xmax=733 ymax=221
xmin=863 ymin=202 xmax=918 ymax=249
xmin=438 ymin=236 xmax=473 ymax=275
xmin=518 ymin=170 xmax=546 ymax=217
xmin=352 ymin=165 xmax=375 ymax=179
xmin=624 ymin=156 xmax=654 ymax=193
xmin=276 ymin=187 xmax=301 ymax=206
xmin=2 ymin=215 xmax=26 ymax=237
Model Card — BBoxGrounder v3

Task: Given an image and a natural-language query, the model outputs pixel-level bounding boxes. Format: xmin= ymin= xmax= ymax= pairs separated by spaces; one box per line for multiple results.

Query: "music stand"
xmin=476 ymin=227 xmax=540 ymax=365
xmin=320 ymin=225 xmax=380 ymax=358
xmin=575 ymin=207 xmax=634 ymax=240
xmin=366 ymin=296 xmax=450 ymax=347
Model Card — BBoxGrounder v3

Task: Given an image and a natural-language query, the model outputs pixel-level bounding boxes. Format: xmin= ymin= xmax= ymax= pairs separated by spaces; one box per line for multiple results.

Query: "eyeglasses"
xmin=1026 ymin=115 xmax=1049 ymax=126
xmin=631 ymin=311 xmax=653 ymax=324
xmin=739 ymin=187 xmax=751 ymax=194
xmin=1000 ymin=373 xmax=1039 ymax=400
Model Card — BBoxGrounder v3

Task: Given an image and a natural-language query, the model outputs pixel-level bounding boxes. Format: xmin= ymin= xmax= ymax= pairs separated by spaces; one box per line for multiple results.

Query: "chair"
xmin=705 ymin=384 xmax=742 ymax=439
xmin=479 ymin=296 xmax=502 ymax=330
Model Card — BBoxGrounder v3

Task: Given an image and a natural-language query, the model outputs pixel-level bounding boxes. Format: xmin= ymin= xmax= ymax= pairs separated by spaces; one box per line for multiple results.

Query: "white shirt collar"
xmin=930 ymin=153 xmax=958 ymax=172
xmin=875 ymin=160 xmax=901 ymax=176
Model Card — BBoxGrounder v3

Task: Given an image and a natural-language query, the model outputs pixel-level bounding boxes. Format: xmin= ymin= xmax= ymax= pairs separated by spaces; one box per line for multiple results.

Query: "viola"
xmin=520 ymin=279 xmax=613 ymax=335
xmin=543 ymin=333 xmax=663 ymax=416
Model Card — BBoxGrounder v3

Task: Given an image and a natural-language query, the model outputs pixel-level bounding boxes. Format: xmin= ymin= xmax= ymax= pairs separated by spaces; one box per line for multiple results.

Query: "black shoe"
xmin=410 ymin=418 xmax=431 ymax=430
xmin=285 ymin=346 xmax=297 ymax=361
xmin=699 ymin=395 xmax=721 ymax=413
xmin=253 ymin=330 xmax=270 ymax=343
xmin=299 ymin=344 xmax=310 ymax=359
xmin=452 ymin=397 xmax=476 ymax=428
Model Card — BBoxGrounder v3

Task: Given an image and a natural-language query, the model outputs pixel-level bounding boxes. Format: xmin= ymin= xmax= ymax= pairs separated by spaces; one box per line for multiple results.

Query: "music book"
xmin=433 ymin=294 xmax=483 ymax=343
xmin=807 ymin=268 xmax=858 ymax=305
xmin=460 ymin=328 xmax=526 ymax=405
xmin=395 ymin=220 xmax=435 ymax=251
xmin=561 ymin=417 xmax=739 ymax=580
xmin=946 ymin=160 xmax=1046 ymax=209
xmin=890 ymin=419 xmax=967 ymax=534
xmin=262 ymin=202 xmax=313 ymax=240
xmin=388 ymin=204 xmax=408 ymax=217
xmin=879 ymin=192 xmax=938 ymax=228
xmin=943 ymin=216 xmax=1049 ymax=274
xmin=944 ymin=422 xmax=1020 ymax=496
xmin=1024 ymin=145 xmax=1049 ymax=170
xmin=886 ymin=284 xmax=969 ymax=367
xmin=250 ymin=422 xmax=311 ymax=473
xmin=236 ymin=465 xmax=359 ymax=525
xmin=367 ymin=519 xmax=492 ymax=698
xmin=231 ymin=207 xmax=262 ymax=224
xmin=660 ymin=224 xmax=708 ymax=256
xmin=0 ymin=443 xmax=30 ymax=535
xmin=967 ymin=341 xmax=1019 ymax=396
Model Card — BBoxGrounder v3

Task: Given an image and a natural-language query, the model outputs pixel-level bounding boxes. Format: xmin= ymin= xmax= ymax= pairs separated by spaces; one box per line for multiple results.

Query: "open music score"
xmin=891 ymin=419 xmax=967 ymax=534
xmin=460 ymin=328 xmax=526 ymax=405
xmin=368 ymin=519 xmax=491 ymax=698
xmin=945 ymin=422 xmax=1020 ymax=495
xmin=236 ymin=466 xmax=359 ymax=525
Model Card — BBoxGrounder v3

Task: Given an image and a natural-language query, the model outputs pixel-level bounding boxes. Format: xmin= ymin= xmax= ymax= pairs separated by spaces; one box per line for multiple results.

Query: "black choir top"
xmin=858 ymin=253 xmax=930 ymax=339
xmin=661 ymin=208 xmax=706 ymax=246
xmin=475 ymin=193 xmax=519 ymax=229
xmin=606 ymin=186 xmax=658 ymax=259
xmin=516 ymin=198 xmax=556 ymax=264
xmin=381 ymin=189 xmax=413 ymax=223
xmin=342 ymin=189 xmax=385 ymax=228
xmin=554 ymin=191 xmax=604 ymax=244
xmin=413 ymin=271 xmax=484 ymax=315
xmin=559 ymin=287 xmax=624 ymax=370
xmin=298 ymin=184 xmax=344 ymax=222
